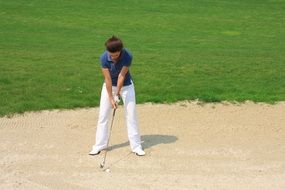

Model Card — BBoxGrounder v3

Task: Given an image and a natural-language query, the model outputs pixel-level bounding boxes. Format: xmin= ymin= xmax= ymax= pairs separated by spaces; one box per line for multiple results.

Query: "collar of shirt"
xmin=107 ymin=49 xmax=125 ymax=62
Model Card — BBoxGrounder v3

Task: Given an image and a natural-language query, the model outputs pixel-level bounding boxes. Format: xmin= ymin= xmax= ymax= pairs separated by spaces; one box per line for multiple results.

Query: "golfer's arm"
xmin=116 ymin=66 xmax=129 ymax=95
xmin=102 ymin=68 xmax=113 ymax=100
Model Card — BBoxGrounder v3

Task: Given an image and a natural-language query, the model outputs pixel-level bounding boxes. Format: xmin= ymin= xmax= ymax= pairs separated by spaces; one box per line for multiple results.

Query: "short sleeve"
xmin=123 ymin=53 xmax=132 ymax=67
xmin=100 ymin=55 xmax=109 ymax=69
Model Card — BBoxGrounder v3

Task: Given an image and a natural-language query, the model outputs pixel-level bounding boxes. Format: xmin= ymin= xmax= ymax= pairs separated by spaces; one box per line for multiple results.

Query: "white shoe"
xmin=89 ymin=147 xmax=102 ymax=155
xmin=133 ymin=147 xmax=145 ymax=156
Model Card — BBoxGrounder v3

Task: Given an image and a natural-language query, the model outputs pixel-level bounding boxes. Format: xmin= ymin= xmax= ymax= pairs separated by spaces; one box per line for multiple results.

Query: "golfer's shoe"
xmin=89 ymin=146 xmax=102 ymax=155
xmin=132 ymin=147 xmax=145 ymax=156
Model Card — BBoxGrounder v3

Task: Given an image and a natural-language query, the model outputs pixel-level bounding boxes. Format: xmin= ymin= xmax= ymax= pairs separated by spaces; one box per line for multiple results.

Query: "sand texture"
xmin=1 ymin=101 xmax=285 ymax=190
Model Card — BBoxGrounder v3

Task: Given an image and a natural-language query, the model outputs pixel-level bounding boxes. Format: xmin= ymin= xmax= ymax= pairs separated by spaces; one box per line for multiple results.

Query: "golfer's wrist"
xmin=109 ymin=95 xmax=114 ymax=101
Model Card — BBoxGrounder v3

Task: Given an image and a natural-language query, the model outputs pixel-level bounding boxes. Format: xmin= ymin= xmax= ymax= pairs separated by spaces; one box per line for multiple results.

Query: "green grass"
xmin=1 ymin=0 xmax=285 ymax=116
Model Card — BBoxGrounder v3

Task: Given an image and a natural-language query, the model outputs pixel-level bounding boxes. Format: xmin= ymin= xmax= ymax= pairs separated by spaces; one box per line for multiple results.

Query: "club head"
xmin=105 ymin=168 xmax=110 ymax=173
xmin=100 ymin=163 xmax=104 ymax=169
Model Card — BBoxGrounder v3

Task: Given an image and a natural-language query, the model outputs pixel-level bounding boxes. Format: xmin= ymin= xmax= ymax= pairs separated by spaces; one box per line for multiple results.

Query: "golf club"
xmin=100 ymin=108 xmax=117 ymax=169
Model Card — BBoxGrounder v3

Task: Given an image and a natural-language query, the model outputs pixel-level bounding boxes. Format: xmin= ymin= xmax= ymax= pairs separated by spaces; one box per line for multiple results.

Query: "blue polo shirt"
xmin=100 ymin=48 xmax=133 ymax=86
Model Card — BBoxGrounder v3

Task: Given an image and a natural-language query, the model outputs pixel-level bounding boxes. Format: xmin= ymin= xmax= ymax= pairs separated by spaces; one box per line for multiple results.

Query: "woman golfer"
xmin=89 ymin=36 xmax=145 ymax=156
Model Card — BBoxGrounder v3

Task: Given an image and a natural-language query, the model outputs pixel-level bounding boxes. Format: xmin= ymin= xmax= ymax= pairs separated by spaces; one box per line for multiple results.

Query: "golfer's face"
xmin=109 ymin=51 xmax=120 ymax=61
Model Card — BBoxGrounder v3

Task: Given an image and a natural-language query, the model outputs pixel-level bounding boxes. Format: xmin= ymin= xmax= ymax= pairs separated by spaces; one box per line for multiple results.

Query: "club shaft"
xmin=100 ymin=108 xmax=116 ymax=168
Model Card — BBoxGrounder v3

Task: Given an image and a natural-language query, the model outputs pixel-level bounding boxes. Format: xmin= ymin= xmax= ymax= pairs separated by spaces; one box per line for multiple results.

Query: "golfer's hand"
xmin=110 ymin=98 xmax=118 ymax=109
xmin=114 ymin=94 xmax=121 ymax=104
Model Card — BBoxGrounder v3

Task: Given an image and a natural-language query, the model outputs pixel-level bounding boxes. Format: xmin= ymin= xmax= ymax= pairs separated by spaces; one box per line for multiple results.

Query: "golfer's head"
xmin=105 ymin=36 xmax=123 ymax=60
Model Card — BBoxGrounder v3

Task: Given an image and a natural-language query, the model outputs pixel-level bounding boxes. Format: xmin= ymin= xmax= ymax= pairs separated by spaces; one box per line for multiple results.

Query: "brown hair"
xmin=105 ymin=35 xmax=123 ymax=53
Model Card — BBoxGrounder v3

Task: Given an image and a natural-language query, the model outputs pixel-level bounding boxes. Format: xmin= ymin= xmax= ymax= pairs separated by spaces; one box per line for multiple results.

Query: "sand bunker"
xmin=0 ymin=101 xmax=285 ymax=189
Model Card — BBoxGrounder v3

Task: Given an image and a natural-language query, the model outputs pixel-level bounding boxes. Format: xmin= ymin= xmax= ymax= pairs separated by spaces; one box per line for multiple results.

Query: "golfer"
xmin=89 ymin=36 xmax=145 ymax=156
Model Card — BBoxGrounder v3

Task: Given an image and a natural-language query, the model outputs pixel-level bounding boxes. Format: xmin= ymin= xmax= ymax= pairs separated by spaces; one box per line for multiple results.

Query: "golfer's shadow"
xmin=109 ymin=134 xmax=178 ymax=151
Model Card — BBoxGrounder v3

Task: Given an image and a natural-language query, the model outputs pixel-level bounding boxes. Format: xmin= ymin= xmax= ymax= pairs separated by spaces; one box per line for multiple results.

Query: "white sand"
xmin=0 ymin=101 xmax=285 ymax=190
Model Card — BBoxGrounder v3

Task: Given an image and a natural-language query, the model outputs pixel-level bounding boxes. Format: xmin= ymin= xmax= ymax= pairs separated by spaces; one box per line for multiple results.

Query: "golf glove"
xmin=114 ymin=95 xmax=121 ymax=104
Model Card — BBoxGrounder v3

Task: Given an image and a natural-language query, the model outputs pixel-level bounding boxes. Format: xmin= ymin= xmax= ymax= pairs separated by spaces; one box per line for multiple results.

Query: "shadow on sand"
xmin=103 ymin=135 xmax=177 ymax=169
xmin=109 ymin=134 xmax=178 ymax=151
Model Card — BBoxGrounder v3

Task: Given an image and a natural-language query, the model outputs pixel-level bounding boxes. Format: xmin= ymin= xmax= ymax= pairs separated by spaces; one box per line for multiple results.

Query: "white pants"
xmin=93 ymin=82 xmax=142 ymax=151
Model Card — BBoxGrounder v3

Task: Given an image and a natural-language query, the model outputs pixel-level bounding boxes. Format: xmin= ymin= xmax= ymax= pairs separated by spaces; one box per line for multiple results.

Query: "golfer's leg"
xmin=94 ymin=84 xmax=112 ymax=150
xmin=121 ymin=84 xmax=142 ymax=151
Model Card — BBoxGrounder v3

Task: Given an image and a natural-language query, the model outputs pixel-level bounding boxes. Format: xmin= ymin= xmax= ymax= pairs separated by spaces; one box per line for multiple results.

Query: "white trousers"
xmin=93 ymin=82 xmax=142 ymax=151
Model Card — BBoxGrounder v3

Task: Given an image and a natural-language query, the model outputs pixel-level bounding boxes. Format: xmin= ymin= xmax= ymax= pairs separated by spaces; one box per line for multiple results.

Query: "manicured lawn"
xmin=1 ymin=0 xmax=284 ymax=116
